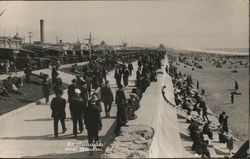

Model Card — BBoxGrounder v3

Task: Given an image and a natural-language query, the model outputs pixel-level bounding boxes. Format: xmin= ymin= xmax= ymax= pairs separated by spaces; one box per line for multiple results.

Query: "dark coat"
xmin=42 ymin=80 xmax=52 ymax=92
xmin=80 ymin=86 xmax=88 ymax=103
xmin=67 ymin=84 xmax=77 ymax=102
xmin=53 ymin=77 xmax=62 ymax=91
xmin=128 ymin=64 xmax=133 ymax=71
xmin=101 ymin=85 xmax=114 ymax=104
xmin=70 ymin=97 xmax=86 ymax=116
xmin=222 ymin=118 xmax=229 ymax=132
xmin=218 ymin=114 xmax=224 ymax=124
xmin=115 ymin=88 xmax=127 ymax=106
xmin=50 ymin=96 xmax=66 ymax=119
xmin=84 ymin=104 xmax=102 ymax=131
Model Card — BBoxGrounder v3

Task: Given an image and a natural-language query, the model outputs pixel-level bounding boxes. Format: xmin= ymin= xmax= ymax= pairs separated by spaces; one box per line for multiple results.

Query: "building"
xmin=0 ymin=33 xmax=23 ymax=49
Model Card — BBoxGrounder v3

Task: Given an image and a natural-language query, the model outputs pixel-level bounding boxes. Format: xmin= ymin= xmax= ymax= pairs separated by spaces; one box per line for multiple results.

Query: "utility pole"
xmin=85 ymin=32 xmax=97 ymax=59
xmin=28 ymin=32 xmax=33 ymax=45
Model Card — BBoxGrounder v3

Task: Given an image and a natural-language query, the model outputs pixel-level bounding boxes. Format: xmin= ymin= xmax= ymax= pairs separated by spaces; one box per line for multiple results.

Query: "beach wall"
xmin=129 ymin=56 xmax=183 ymax=158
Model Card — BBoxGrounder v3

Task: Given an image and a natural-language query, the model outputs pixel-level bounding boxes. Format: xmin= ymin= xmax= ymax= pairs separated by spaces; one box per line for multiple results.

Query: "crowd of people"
xmin=163 ymin=55 xmax=235 ymax=158
xmin=0 ymin=75 xmax=23 ymax=100
xmin=0 ymin=61 xmax=17 ymax=75
xmin=45 ymin=51 xmax=165 ymax=152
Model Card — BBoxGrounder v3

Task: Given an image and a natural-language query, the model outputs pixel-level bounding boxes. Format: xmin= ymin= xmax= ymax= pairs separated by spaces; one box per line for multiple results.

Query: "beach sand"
xmin=170 ymin=52 xmax=248 ymax=147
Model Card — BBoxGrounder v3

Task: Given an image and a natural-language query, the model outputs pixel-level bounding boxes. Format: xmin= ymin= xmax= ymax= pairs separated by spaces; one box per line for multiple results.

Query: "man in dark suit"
xmin=84 ymin=95 xmax=102 ymax=150
xmin=71 ymin=88 xmax=86 ymax=137
xmin=101 ymin=81 xmax=114 ymax=117
xmin=114 ymin=84 xmax=128 ymax=136
xmin=53 ymin=73 xmax=63 ymax=94
xmin=24 ymin=63 xmax=32 ymax=83
xmin=42 ymin=74 xmax=52 ymax=104
xmin=67 ymin=79 xmax=77 ymax=118
xmin=128 ymin=63 xmax=133 ymax=76
xmin=50 ymin=89 xmax=67 ymax=138
xmin=79 ymin=80 xmax=89 ymax=108
xmin=123 ymin=67 xmax=130 ymax=87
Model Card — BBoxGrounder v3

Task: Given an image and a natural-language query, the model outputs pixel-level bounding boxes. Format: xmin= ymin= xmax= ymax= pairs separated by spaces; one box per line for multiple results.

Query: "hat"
xmin=55 ymin=89 xmax=63 ymax=96
xmin=129 ymin=93 xmax=137 ymax=98
xmin=72 ymin=79 xmax=76 ymax=83
xmin=131 ymin=88 xmax=138 ymax=94
xmin=75 ymin=88 xmax=81 ymax=94
xmin=81 ymin=80 xmax=86 ymax=85
xmin=76 ymin=75 xmax=81 ymax=78
xmin=91 ymin=95 xmax=98 ymax=102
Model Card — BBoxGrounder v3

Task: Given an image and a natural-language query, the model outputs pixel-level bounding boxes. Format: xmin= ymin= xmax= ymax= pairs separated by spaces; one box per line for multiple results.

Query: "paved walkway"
xmin=0 ymin=62 xmax=137 ymax=158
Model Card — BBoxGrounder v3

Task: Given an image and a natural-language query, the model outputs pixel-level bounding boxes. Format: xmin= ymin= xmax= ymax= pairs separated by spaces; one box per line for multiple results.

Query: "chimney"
xmin=40 ymin=19 xmax=44 ymax=44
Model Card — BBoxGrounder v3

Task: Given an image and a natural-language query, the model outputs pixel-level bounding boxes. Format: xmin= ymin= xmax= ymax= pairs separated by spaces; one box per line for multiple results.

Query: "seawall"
xmin=103 ymin=55 xmax=183 ymax=158
xmin=129 ymin=56 xmax=183 ymax=157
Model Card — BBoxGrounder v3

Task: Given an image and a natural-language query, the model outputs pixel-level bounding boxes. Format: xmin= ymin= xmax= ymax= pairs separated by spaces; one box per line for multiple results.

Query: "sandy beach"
xmin=169 ymin=50 xmax=249 ymax=147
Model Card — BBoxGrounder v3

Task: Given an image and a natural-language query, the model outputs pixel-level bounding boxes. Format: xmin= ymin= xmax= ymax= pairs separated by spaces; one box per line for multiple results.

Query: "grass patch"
xmin=0 ymin=74 xmax=68 ymax=116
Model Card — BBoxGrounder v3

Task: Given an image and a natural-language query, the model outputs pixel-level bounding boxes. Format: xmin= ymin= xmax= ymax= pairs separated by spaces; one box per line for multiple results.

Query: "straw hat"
xmin=75 ymin=88 xmax=81 ymax=94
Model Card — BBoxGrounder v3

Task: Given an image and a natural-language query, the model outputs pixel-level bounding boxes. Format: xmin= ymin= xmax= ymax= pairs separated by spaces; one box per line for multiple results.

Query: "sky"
xmin=0 ymin=0 xmax=248 ymax=49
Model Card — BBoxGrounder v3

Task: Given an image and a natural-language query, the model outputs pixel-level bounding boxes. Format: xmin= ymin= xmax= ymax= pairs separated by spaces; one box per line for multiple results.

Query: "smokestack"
xmin=40 ymin=19 xmax=44 ymax=44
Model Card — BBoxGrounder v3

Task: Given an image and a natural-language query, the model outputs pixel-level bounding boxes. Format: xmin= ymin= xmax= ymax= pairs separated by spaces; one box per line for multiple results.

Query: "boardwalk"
xmin=0 ymin=62 xmax=137 ymax=158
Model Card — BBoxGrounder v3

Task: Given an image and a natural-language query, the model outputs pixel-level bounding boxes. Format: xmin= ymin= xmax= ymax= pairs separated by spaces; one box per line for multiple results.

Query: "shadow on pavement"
xmin=20 ymin=120 xmax=117 ymax=158
xmin=24 ymin=118 xmax=72 ymax=122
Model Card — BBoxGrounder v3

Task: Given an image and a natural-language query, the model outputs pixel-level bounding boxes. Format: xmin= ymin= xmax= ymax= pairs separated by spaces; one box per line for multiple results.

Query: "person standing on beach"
xmin=196 ymin=80 xmax=199 ymax=90
xmin=227 ymin=137 xmax=234 ymax=156
xmin=202 ymin=101 xmax=209 ymax=122
xmin=222 ymin=116 xmax=229 ymax=134
xmin=234 ymin=81 xmax=239 ymax=91
xmin=218 ymin=112 xmax=225 ymax=128
xmin=230 ymin=92 xmax=234 ymax=104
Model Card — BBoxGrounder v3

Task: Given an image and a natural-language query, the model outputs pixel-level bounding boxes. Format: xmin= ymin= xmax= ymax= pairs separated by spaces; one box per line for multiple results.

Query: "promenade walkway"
xmin=0 ymin=61 xmax=136 ymax=158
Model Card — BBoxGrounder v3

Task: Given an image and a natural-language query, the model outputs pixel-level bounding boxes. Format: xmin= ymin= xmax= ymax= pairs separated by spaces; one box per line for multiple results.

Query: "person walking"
xmin=123 ymin=67 xmax=130 ymax=87
xmin=128 ymin=63 xmax=133 ymax=76
xmin=51 ymin=65 xmax=58 ymax=86
xmin=79 ymin=80 xmax=89 ymax=109
xmin=84 ymin=95 xmax=102 ymax=151
xmin=42 ymin=74 xmax=52 ymax=104
xmin=114 ymin=84 xmax=128 ymax=136
xmin=67 ymin=79 xmax=77 ymax=118
xmin=71 ymin=89 xmax=86 ymax=137
xmin=50 ymin=89 xmax=67 ymax=138
xmin=114 ymin=66 xmax=122 ymax=87
xmin=101 ymin=81 xmax=114 ymax=117
xmin=53 ymin=73 xmax=63 ymax=94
